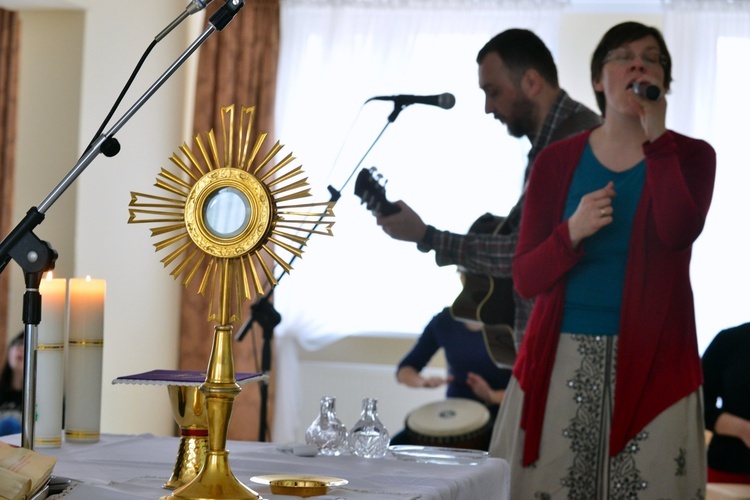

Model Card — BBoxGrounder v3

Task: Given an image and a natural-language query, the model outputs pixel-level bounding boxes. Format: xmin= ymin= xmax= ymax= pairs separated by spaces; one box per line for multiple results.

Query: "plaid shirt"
xmin=428 ymin=90 xmax=601 ymax=348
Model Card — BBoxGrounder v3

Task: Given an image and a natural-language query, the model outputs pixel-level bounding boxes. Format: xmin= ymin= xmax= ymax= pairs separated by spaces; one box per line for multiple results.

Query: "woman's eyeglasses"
xmin=603 ymin=48 xmax=668 ymax=68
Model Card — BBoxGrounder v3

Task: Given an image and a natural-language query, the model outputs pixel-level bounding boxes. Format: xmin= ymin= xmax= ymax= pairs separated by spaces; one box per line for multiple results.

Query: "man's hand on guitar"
xmin=353 ymin=167 xmax=401 ymax=216
xmin=376 ymin=201 xmax=427 ymax=243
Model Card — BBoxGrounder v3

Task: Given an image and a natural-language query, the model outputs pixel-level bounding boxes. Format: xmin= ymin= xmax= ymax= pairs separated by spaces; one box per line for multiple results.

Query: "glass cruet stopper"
xmin=305 ymin=396 xmax=348 ymax=456
xmin=348 ymin=397 xmax=390 ymax=458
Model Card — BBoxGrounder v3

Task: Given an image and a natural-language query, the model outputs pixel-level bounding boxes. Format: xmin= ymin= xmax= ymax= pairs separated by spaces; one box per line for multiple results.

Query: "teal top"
xmin=560 ymin=142 xmax=645 ymax=335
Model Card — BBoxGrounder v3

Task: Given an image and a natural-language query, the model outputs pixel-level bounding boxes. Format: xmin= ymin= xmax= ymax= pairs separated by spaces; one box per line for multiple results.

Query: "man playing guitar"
xmin=376 ymin=28 xmax=601 ymax=350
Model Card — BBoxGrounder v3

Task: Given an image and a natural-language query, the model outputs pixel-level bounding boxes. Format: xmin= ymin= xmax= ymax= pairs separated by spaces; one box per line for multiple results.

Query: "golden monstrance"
xmin=128 ymin=104 xmax=335 ymax=499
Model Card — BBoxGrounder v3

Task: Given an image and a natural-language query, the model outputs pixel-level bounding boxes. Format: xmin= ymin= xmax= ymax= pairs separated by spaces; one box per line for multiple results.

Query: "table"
xmin=3 ymin=434 xmax=509 ymax=499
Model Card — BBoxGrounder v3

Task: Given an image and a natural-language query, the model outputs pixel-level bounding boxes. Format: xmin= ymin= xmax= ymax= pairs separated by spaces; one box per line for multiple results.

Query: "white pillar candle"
xmin=68 ymin=277 xmax=105 ymax=342
xmin=35 ymin=274 xmax=67 ymax=448
xmin=65 ymin=276 xmax=105 ymax=443
xmin=38 ymin=274 xmax=66 ymax=344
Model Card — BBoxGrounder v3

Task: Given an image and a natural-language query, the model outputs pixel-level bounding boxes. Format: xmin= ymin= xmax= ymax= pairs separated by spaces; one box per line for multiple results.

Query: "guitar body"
xmin=451 ymin=273 xmax=515 ymax=326
xmin=449 ymin=213 xmax=517 ymax=367
xmin=481 ymin=323 xmax=516 ymax=368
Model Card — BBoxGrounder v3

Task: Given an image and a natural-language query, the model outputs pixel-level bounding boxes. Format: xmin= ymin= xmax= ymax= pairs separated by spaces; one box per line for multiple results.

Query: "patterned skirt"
xmin=489 ymin=333 xmax=706 ymax=499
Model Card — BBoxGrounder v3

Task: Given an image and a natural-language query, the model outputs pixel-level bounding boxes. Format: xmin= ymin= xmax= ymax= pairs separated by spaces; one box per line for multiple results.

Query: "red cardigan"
xmin=513 ymin=129 xmax=716 ymax=466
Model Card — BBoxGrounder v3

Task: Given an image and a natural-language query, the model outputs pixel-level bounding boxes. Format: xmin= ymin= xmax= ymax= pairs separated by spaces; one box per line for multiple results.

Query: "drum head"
xmin=406 ymin=398 xmax=490 ymax=437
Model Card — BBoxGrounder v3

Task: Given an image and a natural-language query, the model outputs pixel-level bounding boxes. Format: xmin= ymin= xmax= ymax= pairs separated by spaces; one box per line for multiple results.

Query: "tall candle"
xmin=65 ymin=276 xmax=105 ymax=443
xmin=68 ymin=277 xmax=105 ymax=341
xmin=36 ymin=273 xmax=67 ymax=448
xmin=38 ymin=274 xmax=66 ymax=344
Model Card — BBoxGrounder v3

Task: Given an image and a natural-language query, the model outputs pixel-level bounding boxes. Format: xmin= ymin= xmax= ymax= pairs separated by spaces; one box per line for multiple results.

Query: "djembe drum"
xmin=404 ymin=398 xmax=492 ymax=451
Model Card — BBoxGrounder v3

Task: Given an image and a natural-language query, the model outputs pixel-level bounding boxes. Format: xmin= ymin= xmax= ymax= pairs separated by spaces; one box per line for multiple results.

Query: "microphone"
xmin=156 ymin=0 xmax=215 ymax=42
xmin=368 ymin=93 xmax=456 ymax=110
xmin=185 ymin=0 xmax=215 ymax=15
xmin=632 ymin=82 xmax=661 ymax=101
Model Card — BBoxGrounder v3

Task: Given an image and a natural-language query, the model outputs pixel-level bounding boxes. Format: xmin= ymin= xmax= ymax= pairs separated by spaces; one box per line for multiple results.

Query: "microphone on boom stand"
xmin=240 ymin=90 xmax=456 ymax=441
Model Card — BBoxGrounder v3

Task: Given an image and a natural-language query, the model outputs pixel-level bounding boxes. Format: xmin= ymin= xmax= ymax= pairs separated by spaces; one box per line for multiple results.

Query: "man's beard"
xmin=505 ymin=95 xmax=537 ymax=139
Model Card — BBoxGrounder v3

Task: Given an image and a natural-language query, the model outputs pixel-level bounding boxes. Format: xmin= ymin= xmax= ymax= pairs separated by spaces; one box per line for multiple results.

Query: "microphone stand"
xmin=0 ymin=0 xmax=245 ymax=450
xmin=235 ymin=185 xmax=341 ymax=442
xmin=237 ymin=98 xmax=403 ymax=441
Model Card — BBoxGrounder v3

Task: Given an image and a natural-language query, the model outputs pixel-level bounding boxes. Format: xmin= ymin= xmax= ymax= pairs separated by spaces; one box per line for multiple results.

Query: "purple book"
xmin=113 ymin=369 xmax=266 ymax=387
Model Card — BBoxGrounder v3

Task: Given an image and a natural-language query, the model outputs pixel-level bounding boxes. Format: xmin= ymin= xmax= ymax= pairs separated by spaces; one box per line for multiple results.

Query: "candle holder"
xmin=128 ymin=105 xmax=334 ymax=499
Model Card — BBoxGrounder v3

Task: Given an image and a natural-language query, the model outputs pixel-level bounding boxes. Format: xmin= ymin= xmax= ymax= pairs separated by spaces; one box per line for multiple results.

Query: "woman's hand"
xmin=567 ymin=181 xmax=617 ymax=249
xmin=397 ymin=366 xmax=448 ymax=388
xmin=420 ymin=375 xmax=449 ymax=388
xmin=466 ymin=372 xmax=505 ymax=405
xmin=632 ymin=77 xmax=667 ymax=142
xmin=714 ymin=412 xmax=750 ymax=449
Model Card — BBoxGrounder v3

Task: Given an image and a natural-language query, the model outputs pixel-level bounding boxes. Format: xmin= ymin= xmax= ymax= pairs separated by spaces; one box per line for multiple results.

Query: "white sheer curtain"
xmin=663 ymin=0 xmax=750 ymax=352
xmin=271 ymin=0 xmax=565 ymax=443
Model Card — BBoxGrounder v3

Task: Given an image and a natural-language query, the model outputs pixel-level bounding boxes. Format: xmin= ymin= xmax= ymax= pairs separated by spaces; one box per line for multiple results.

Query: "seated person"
xmin=391 ymin=306 xmax=511 ymax=450
xmin=0 ymin=332 xmax=24 ymax=436
xmin=702 ymin=322 xmax=750 ymax=484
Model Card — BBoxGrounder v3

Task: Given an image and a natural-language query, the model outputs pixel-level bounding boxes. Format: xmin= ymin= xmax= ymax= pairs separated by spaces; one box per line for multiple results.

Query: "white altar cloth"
xmin=2 ymin=433 xmax=509 ymax=499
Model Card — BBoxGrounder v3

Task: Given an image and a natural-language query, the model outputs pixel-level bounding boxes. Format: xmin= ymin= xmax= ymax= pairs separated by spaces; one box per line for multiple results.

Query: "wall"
xmin=4 ymin=0 xmax=195 ymax=437
xmin=70 ymin=0 xmax=190 ymax=437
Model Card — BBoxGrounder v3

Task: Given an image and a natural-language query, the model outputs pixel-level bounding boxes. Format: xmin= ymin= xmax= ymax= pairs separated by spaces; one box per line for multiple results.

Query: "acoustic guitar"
xmin=449 ymin=212 xmax=517 ymax=368
xmin=449 ymin=214 xmax=514 ymax=324
xmin=354 ymin=168 xmax=517 ymax=367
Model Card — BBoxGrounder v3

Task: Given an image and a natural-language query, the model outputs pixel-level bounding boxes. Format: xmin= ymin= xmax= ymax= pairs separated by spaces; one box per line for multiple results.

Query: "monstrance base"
xmin=161 ymin=452 xmax=262 ymax=500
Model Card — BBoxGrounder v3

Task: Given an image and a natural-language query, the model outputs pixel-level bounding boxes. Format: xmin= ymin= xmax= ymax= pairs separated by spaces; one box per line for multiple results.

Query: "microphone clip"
xmin=210 ymin=0 xmax=246 ymax=31
xmin=388 ymin=103 xmax=407 ymax=123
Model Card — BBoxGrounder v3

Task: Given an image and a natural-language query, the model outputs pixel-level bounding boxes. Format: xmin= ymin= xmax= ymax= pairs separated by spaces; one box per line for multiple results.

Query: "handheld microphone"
xmin=632 ymin=82 xmax=661 ymax=101
xmin=367 ymin=93 xmax=456 ymax=110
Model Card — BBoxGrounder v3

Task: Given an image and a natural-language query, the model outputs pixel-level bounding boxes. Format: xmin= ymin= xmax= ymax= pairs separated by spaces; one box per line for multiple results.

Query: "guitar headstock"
xmin=354 ymin=167 xmax=400 ymax=216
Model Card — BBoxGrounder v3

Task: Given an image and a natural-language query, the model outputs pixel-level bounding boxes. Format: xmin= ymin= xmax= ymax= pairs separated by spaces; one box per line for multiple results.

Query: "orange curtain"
xmin=0 ymin=9 xmax=20 ymax=348
xmin=179 ymin=0 xmax=280 ymax=441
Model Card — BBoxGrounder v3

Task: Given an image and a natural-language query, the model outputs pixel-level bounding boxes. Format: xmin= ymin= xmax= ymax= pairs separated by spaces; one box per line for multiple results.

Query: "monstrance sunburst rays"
xmin=128 ymin=104 xmax=334 ymax=324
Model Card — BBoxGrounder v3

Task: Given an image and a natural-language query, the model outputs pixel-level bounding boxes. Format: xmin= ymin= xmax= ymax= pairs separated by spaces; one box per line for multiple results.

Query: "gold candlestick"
xmin=130 ymin=105 xmax=335 ymax=499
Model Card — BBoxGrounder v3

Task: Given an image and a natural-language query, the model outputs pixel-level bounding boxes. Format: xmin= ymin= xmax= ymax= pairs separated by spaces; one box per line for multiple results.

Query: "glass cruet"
xmin=348 ymin=397 xmax=390 ymax=458
xmin=305 ymin=396 xmax=348 ymax=456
